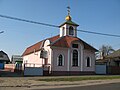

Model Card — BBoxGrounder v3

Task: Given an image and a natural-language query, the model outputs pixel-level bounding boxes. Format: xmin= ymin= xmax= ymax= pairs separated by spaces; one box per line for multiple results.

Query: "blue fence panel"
xmin=95 ymin=64 xmax=106 ymax=74
xmin=0 ymin=63 xmax=4 ymax=69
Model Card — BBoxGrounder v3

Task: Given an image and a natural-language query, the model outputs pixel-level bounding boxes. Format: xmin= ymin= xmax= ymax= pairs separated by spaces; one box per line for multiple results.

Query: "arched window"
xmin=69 ymin=26 xmax=74 ymax=35
xmin=57 ymin=54 xmax=64 ymax=66
xmin=86 ymin=57 xmax=91 ymax=67
xmin=72 ymin=50 xmax=78 ymax=66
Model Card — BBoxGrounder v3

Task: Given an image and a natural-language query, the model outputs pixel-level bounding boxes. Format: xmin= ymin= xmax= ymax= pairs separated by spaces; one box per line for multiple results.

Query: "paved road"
xmin=33 ymin=82 xmax=120 ymax=90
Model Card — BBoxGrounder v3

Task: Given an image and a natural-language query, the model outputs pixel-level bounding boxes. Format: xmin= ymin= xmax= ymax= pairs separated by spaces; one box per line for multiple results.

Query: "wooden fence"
xmin=107 ymin=66 xmax=120 ymax=74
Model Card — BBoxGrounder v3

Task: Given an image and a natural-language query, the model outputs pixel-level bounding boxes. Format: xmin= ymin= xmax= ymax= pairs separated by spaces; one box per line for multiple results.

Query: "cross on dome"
xmin=67 ymin=6 xmax=70 ymax=15
xmin=65 ymin=6 xmax=72 ymax=21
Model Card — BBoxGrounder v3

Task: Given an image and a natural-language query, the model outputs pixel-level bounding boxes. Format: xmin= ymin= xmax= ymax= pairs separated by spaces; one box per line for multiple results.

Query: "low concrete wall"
xmin=24 ymin=67 xmax=43 ymax=76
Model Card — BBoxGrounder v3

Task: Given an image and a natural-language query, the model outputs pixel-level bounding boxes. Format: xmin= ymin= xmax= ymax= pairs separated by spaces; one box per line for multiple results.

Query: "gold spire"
xmin=65 ymin=6 xmax=72 ymax=21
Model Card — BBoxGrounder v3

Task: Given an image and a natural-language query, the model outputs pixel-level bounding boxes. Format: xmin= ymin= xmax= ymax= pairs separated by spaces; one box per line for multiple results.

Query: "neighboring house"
xmin=0 ymin=50 xmax=10 ymax=64
xmin=3 ymin=55 xmax=23 ymax=72
xmin=0 ymin=50 xmax=10 ymax=69
xmin=22 ymin=9 xmax=98 ymax=75
xmin=105 ymin=49 xmax=120 ymax=66
xmin=11 ymin=55 xmax=23 ymax=64
xmin=96 ymin=49 xmax=120 ymax=74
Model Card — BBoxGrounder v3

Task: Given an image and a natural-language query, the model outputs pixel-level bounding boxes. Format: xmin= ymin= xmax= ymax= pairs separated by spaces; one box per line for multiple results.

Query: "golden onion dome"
xmin=65 ymin=15 xmax=72 ymax=21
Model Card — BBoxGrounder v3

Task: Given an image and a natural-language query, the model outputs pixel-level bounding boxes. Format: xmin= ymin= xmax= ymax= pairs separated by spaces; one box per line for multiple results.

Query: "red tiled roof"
xmin=22 ymin=35 xmax=97 ymax=56
xmin=22 ymin=35 xmax=59 ymax=56
xmin=50 ymin=35 xmax=98 ymax=51
xmin=48 ymin=35 xmax=60 ymax=42
xmin=22 ymin=41 xmax=42 ymax=56
xmin=50 ymin=36 xmax=79 ymax=47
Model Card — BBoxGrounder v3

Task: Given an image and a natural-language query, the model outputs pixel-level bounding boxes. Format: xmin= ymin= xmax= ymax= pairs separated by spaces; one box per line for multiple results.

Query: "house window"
xmin=86 ymin=57 xmax=91 ymax=67
xmin=57 ymin=54 xmax=64 ymax=66
xmin=69 ymin=26 xmax=74 ymax=35
xmin=72 ymin=44 xmax=78 ymax=48
xmin=72 ymin=50 xmax=78 ymax=66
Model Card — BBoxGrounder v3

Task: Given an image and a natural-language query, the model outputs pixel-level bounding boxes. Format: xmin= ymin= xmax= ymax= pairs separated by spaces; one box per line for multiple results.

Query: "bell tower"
xmin=59 ymin=6 xmax=79 ymax=37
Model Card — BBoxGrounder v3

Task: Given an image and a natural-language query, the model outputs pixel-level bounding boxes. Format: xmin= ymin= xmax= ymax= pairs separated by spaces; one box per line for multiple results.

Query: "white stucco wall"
xmin=23 ymin=51 xmax=43 ymax=67
xmin=83 ymin=50 xmax=95 ymax=71
xmin=60 ymin=24 xmax=77 ymax=37
xmin=69 ymin=41 xmax=83 ymax=71
xmin=52 ymin=47 xmax=68 ymax=71
xmin=51 ymin=41 xmax=85 ymax=72
xmin=43 ymin=40 xmax=52 ymax=65
xmin=23 ymin=39 xmax=96 ymax=73
xmin=23 ymin=39 xmax=52 ymax=68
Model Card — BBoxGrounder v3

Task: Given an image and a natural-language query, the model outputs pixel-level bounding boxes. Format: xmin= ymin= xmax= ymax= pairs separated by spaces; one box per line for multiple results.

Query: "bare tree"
xmin=96 ymin=45 xmax=114 ymax=59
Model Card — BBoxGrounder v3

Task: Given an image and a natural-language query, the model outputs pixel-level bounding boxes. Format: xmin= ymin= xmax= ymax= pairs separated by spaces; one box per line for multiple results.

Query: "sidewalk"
xmin=0 ymin=77 xmax=120 ymax=90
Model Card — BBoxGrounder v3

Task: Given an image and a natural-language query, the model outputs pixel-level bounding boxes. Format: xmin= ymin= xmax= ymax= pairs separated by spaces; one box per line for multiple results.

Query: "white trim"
xmin=78 ymin=50 xmax=80 ymax=66
xmin=57 ymin=54 xmax=64 ymax=66
xmin=85 ymin=58 xmax=87 ymax=67
xmin=73 ymin=28 xmax=76 ymax=36
xmin=64 ymin=24 xmax=67 ymax=36
xmin=62 ymin=27 xmax=64 ymax=36
xmin=62 ymin=55 xmax=64 ymax=66
xmin=67 ymin=49 xmax=70 ymax=71
xmin=81 ymin=46 xmax=83 ymax=71
xmin=57 ymin=57 xmax=59 ymax=66
xmin=50 ymin=48 xmax=53 ymax=73
xmin=71 ymin=51 xmax=72 ymax=66
xmin=85 ymin=57 xmax=87 ymax=67
xmin=90 ymin=57 xmax=92 ymax=67
xmin=71 ymin=49 xmax=79 ymax=66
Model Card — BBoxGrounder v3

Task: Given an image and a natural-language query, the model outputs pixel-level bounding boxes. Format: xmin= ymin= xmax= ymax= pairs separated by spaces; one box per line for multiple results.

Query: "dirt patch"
xmin=0 ymin=76 xmax=120 ymax=90
xmin=0 ymin=79 xmax=4 ymax=83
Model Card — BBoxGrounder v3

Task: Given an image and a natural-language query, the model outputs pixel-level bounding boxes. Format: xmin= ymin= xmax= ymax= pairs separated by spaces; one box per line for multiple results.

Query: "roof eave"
xmin=59 ymin=21 xmax=79 ymax=27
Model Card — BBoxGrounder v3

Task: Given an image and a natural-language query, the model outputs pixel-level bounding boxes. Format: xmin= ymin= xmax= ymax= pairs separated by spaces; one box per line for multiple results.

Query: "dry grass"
xmin=36 ymin=75 xmax=120 ymax=82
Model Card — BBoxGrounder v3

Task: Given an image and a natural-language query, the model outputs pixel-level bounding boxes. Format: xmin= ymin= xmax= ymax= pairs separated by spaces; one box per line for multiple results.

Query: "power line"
xmin=0 ymin=14 xmax=120 ymax=38
xmin=0 ymin=31 xmax=4 ymax=34
xmin=77 ymin=29 xmax=120 ymax=38
xmin=0 ymin=14 xmax=59 ymax=28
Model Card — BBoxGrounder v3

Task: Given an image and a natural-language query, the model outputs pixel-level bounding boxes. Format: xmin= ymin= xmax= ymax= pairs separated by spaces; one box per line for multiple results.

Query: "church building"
xmin=22 ymin=7 xmax=97 ymax=75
